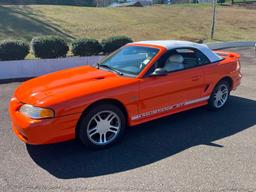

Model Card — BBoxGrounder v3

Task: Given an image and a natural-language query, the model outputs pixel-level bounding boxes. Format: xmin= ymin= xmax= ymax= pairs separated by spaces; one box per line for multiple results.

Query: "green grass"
xmin=0 ymin=4 xmax=255 ymax=43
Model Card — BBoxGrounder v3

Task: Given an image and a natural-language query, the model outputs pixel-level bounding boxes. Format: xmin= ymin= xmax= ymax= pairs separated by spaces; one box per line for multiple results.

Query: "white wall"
xmin=207 ymin=41 xmax=256 ymax=50
xmin=0 ymin=56 xmax=103 ymax=80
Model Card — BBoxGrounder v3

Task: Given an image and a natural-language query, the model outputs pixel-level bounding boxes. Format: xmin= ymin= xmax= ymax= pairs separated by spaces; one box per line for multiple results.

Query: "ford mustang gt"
xmin=9 ymin=40 xmax=242 ymax=148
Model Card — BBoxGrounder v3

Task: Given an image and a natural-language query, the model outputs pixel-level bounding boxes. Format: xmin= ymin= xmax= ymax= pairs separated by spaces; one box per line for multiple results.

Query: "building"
xmin=127 ymin=0 xmax=153 ymax=5
xmin=97 ymin=0 xmax=153 ymax=6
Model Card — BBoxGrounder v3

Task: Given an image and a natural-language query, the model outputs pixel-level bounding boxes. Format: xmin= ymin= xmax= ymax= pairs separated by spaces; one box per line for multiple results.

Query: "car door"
xmin=135 ymin=48 xmax=208 ymax=122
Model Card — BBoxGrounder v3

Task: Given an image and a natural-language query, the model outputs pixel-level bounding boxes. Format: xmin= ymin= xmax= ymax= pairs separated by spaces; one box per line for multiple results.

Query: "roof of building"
xmin=132 ymin=40 xmax=223 ymax=63
xmin=110 ymin=1 xmax=143 ymax=7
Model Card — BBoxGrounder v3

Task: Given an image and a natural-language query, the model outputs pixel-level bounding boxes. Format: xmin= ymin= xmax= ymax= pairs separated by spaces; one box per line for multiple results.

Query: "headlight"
xmin=19 ymin=104 xmax=55 ymax=119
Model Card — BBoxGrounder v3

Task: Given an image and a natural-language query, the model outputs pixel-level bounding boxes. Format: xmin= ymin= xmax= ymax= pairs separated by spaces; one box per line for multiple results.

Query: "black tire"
xmin=208 ymin=80 xmax=231 ymax=111
xmin=78 ymin=103 xmax=126 ymax=149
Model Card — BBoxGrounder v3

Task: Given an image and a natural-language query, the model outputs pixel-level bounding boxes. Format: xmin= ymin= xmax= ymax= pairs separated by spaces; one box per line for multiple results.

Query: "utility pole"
xmin=211 ymin=0 xmax=217 ymax=40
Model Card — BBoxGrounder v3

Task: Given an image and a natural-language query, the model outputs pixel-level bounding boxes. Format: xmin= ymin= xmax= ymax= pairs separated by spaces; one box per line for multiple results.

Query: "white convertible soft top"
xmin=133 ymin=40 xmax=223 ymax=63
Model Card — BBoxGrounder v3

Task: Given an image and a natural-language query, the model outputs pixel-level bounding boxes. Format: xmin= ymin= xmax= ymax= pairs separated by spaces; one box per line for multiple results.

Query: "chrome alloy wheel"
xmin=213 ymin=84 xmax=229 ymax=108
xmin=86 ymin=110 xmax=121 ymax=145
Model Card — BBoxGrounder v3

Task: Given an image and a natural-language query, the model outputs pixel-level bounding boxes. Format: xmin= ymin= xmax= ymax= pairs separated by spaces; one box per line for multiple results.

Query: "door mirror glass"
xmin=150 ymin=68 xmax=168 ymax=77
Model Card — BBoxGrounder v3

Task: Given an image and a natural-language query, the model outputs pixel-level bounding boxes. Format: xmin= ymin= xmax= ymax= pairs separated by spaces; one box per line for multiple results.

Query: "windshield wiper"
xmin=99 ymin=64 xmax=123 ymax=76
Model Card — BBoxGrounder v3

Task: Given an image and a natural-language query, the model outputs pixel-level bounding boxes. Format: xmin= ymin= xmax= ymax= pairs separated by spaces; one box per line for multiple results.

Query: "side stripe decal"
xmin=131 ymin=96 xmax=210 ymax=121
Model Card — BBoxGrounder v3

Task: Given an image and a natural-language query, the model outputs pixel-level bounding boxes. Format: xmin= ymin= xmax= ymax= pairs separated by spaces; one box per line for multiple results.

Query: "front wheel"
xmin=78 ymin=104 xmax=126 ymax=149
xmin=208 ymin=80 xmax=230 ymax=111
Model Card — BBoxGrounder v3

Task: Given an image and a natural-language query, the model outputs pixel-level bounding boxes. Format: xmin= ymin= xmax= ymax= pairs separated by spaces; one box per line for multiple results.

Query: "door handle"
xmin=191 ymin=76 xmax=201 ymax=81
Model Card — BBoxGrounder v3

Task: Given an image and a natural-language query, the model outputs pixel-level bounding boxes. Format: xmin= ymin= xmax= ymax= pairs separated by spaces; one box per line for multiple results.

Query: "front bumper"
xmin=9 ymin=97 xmax=81 ymax=145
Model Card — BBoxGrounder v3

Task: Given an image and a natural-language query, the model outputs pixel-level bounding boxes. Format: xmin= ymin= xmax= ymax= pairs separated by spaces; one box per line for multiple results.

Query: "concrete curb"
xmin=0 ymin=41 xmax=255 ymax=81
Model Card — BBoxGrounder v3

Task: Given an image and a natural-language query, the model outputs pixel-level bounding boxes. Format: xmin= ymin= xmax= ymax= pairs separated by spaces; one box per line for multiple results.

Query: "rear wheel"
xmin=78 ymin=104 xmax=126 ymax=149
xmin=208 ymin=80 xmax=230 ymax=111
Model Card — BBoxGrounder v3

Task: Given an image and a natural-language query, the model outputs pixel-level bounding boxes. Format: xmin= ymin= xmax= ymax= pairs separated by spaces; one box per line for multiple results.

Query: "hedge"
xmin=0 ymin=35 xmax=134 ymax=61
xmin=102 ymin=36 xmax=133 ymax=54
xmin=31 ymin=36 xmax=69 ymax=59
xmin=71 ymin=38 xmax=102 ymax=56
xmin=0 ymin=40 xmax=29 ymax=61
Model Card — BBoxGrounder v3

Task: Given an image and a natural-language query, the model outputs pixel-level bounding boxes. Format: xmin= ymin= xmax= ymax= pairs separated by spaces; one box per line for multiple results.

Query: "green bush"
xmin=0 ymin=40 xmax=29 ymax=61
xmin=31 ymin=36 xmax=69 ymax=59
xmin=101 ymin=36 xmax=133 ymax=54
xmin=71 ymin=38 xmax=102 ymax=56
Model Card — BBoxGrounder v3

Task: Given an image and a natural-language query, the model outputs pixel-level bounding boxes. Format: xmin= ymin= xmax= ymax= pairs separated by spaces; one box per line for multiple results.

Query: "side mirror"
xmin=150 ymin=68 xmax=168 ymax=77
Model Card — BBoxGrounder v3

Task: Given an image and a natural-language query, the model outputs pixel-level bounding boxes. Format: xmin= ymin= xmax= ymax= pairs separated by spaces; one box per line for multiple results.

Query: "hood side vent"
xmin=95 ymin=76 xmax=105 ymax=80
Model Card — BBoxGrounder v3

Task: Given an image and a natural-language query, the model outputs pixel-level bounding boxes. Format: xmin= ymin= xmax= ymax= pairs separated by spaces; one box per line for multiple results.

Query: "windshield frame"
xmin=97 ymin=45 xmax=161 ymax=78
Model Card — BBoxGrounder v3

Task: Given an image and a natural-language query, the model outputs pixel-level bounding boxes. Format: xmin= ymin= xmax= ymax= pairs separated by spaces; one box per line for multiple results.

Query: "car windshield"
xmin=98 ymin=46 xmax=159 ymax=76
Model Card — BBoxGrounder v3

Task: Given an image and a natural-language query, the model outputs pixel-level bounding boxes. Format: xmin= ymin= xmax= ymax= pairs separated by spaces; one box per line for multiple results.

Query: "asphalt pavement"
xmin=0 ymin=47 xmax=255 ymax=192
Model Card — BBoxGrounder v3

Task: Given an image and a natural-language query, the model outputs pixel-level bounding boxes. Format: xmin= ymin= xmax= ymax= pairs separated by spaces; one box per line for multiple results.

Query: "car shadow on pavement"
xmin=26 ymin=95 xmax=256 ymax=179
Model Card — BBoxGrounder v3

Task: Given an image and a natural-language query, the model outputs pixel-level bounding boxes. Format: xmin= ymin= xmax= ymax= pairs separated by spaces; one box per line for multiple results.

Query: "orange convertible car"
xmin=9 ymin=40 xmax=242 ymax=148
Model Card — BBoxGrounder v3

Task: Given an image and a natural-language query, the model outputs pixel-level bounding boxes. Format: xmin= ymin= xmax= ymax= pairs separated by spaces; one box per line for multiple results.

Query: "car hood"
xmin=14 ymin=65 xmax=135 ymax=106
